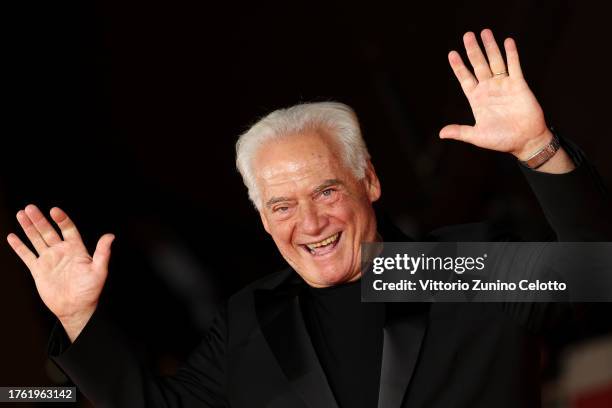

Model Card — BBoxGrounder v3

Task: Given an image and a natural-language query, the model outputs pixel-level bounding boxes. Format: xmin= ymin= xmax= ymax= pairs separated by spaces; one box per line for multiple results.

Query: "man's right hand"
xmin=6 ymin=204 xmax=115 ymax=342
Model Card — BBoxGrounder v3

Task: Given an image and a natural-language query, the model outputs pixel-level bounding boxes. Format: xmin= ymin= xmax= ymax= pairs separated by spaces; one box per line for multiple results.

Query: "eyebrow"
xmin=264 ymin=179 xmax=345 ymax=209
xmin=265 ymin=196 xmax=292 ymax=209
xmin=312 ymin=179 xmax=344 ymax=195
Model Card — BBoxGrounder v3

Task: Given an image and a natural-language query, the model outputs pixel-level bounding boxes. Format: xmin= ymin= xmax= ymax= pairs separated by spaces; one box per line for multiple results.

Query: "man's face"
xmin=254 ymin=130 xmax=381 ymax=288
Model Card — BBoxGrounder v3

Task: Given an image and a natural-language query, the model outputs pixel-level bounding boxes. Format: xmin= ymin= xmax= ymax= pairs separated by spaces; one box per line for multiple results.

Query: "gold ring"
xmin=493 ymin=71 xmax=508 ymax=76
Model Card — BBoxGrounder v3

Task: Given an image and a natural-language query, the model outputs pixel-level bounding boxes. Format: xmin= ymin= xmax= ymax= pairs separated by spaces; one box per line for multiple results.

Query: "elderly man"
xmin=7 ymin=29 xmax=610 ymax=407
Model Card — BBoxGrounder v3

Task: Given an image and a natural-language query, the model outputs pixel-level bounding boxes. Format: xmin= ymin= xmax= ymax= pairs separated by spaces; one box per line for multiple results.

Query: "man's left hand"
xmin=440 ymin=29 xmax=552 ymax=161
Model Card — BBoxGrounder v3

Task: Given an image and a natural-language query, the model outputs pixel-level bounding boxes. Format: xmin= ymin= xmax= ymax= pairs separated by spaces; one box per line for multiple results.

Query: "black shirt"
xmin=300 ymin=280 xmax=386 ymax=408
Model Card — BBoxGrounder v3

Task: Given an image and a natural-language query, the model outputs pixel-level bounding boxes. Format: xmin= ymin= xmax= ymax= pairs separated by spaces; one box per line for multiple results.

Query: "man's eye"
xmin=274 ymin=206 xmax=289 ymax=213
xmin=321 ymin=188 xmax=335 ymax=197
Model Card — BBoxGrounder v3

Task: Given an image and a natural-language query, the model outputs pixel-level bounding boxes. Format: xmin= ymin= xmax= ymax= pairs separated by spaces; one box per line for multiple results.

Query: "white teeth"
xmin=306 ymin=232 xmax=339 ymax=250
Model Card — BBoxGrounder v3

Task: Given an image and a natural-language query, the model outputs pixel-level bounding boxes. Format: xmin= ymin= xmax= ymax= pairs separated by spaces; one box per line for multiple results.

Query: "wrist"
xmin=58 ymin=306 xmax=97 ymax=342
xmin=512 ymin=128 xmax=555 ymax=161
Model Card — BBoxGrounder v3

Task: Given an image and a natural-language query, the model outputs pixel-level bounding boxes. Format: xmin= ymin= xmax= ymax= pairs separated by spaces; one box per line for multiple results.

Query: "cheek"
xmin=327 ymin=195 xmax=361 ymax=224
xmin=329 ymin=199 xmax=375 ymax=244
xmin=269 ymin=222 xmax=296 ymax=249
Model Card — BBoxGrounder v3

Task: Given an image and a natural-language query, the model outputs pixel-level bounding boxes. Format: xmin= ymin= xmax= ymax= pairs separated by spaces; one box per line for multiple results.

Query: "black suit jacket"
xmin=48 ymin=139 xmax=611 ymax=407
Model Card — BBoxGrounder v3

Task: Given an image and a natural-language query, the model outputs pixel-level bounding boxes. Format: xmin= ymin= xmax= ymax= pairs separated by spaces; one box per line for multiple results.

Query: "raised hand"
xmin=440 ymin=29 xmax=553 ymax=160
xmin=6 ymin=205 xmax=115 ymax=341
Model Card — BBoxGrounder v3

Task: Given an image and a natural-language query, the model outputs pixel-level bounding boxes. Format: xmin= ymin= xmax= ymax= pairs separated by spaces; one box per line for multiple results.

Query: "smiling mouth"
xmin=301 ymin=232 xmax=342 ymax=256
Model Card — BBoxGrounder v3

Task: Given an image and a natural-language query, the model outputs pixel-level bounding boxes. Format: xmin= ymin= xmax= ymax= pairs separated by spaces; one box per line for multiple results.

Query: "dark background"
xmin=2 ymin=0 xmax=611 ymax=406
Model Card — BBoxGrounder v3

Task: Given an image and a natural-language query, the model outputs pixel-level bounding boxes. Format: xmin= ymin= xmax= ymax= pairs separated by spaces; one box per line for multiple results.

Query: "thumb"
xmin=93 ymin=233 xmax=115 ymax=271
xmin=439 ymin=124 xmax=474 ymax=142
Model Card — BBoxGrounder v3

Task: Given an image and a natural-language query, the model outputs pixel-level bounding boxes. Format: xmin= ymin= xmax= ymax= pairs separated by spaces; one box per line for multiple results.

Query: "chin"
xmin=308 ymin=263 xmax=356 ymax=287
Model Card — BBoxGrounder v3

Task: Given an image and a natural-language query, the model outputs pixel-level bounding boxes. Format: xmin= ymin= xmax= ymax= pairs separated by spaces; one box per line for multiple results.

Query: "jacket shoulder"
xmin=229 ymin=267 xmax=294 ymax=303
xmin=224 ymin=268 xmax=294 ymax=347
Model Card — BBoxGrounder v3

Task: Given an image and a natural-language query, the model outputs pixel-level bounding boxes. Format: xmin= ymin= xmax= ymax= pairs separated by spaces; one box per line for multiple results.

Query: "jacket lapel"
xmin=255 ymin=275 xmax=339 ymax=408
xmin=378 ymin=303 xmax=429 ymax=408
xmin=374 ymin=210 xmax=429 ymax=407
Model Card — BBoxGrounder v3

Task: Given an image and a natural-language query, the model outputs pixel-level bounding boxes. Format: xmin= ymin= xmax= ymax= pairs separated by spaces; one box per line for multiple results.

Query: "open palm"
xmin=440 ymin=29 xmax=550 ymax=159
xmin=7 ymin=205 xmax=114 ymax=324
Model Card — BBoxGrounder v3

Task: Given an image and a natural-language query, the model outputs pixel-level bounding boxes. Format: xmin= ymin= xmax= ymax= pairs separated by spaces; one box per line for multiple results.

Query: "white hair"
xmin=235 ymin=101 xmax=371 ymax=209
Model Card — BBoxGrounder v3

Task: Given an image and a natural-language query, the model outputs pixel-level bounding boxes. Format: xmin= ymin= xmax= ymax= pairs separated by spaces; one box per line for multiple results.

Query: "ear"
xmin=259 ymin=209 xmax=271 ymax=234
xmin=364 ymin=160 xmax=381 ymax=203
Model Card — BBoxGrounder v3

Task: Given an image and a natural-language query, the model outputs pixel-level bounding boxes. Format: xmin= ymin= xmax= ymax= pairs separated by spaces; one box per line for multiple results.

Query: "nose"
xmin=298 ymin=202 xmax=328 ymax=236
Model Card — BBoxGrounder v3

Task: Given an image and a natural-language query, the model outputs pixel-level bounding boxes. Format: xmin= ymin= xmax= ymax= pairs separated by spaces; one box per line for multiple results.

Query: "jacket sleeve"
xmin=507 ymin=135 xmax=612 ymax=332
xmin=518 ymin=134 xmax=611 ymax=241
xmin=48 ymin=304 xmax=229 ymax=408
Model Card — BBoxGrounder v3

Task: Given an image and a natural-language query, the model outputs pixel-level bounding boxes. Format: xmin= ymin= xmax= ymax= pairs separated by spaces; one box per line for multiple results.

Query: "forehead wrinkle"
xmin=259 ymin=166 xmax=328 ymax=204
xmin=253 ymin=131 xmax=349 ymax=206
xmin=254 ymin=131 xmax=342 ymax=175
xmin=256 ymin=152 xmax=338 ymax=192
xmin=258 ymin=157 xmax=317 ymax=181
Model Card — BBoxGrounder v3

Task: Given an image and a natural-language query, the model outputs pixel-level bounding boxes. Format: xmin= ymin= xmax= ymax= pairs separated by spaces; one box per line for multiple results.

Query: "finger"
xmin=439 ymin=124 xmax=475 ymax=142
xmin=480 ymin=29 xmax=507 ymax=77
xmin=24 ymin=204 xmax=62 ymax=246
xmin=50 ymin=207 xmax=83 ymax=242
xmin=6 ymin=233 xmax=38 ymax=271
xmin=463 ymin=31 xmax=492 ymax=82
xmin=93 ymin=234 xmax=115 ymax=271
xmin=448 ymin=51 xmax=478 ymax=94
xmin=16 ymin=210 xmax=48 ymax=255
xmin=504 ymin=37 xmax=523 ymax=78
